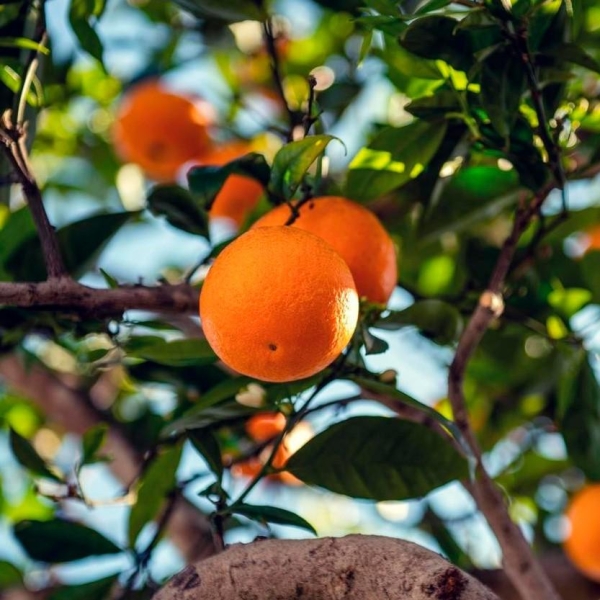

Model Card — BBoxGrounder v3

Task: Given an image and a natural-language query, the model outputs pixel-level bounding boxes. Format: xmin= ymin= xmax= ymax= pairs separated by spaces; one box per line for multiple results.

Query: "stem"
xmin=447 ymin=186 xmax=561 ymax=600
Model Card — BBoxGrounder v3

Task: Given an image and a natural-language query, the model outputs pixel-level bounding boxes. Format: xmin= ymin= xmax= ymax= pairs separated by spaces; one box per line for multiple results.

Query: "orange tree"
xmin=2 ymin=0 xmax=600 ymax=598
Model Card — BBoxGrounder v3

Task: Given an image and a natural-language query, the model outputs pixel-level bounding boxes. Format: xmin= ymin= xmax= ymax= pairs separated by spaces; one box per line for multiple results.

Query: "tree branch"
xmin=447 ymin=185 xmax=561 ymax=600
xmin=0 ymin=279 xmax=199 ymax=317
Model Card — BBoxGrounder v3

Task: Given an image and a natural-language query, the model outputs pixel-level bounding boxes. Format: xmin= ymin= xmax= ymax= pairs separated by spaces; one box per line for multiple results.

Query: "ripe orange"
xmin=194 ymin=141 xmax=264 ymax=227
xmin=563 ymin=484 xmax=600 ymax=581
xmin=245 ymin=412 xmax=286 ymax=443
xmin=252 ymin=196 xmax=398 ymax=306
xmin=113 ymin=80 xmax=212 ymax=182
xmin=200 ymin=226 xmax=359 ymax=382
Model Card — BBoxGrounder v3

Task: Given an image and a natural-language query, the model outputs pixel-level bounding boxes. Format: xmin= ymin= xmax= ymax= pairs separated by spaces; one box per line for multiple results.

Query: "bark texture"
xmin=153 ymin=535 xmax=499 ymax=600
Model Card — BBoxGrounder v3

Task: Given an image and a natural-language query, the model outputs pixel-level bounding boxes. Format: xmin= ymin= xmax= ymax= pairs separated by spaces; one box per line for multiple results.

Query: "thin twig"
xmin=447 ymin=185 xmax=561 ymax=600
xmin=262 ymin=18 xmax=298 ymax=140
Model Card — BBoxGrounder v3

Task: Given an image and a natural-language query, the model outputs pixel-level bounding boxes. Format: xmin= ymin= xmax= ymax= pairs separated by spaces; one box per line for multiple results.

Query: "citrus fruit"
xmin=563 ymin=484 xmax=600 ymax=581
xmin=245 ymin=412 xmax=286 ymax=443
xmin=196 ymin=141 xmax=264 ymax=227
xmin=200 ymin=226 xmax=359 ymax=382
xmin=252 ymin=196 xmax=397 ymax=305
xmin=113 ymin=80 xmax=212 ymax=182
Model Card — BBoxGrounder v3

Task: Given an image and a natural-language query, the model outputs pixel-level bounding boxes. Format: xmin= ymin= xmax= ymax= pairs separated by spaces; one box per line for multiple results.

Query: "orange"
xmin=252 ymin=196 xmax=398 ymax=305
xmin=194 ymin=141 xmax=264 ymax=227
xmin=245 ymin=412 xmax=286 ymax=443
xmin=563 ymin=484 xmax=600 ymax=581
xmin=113 ymin=80 xmax=212 ymax=182
xmin=200 ymin=226 xmax=359 ymax=382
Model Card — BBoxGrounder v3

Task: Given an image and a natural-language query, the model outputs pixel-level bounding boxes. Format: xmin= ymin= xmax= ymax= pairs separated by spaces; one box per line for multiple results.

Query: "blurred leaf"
xmin=231 ymin=503 xmax=316 ymax=534
xmin=286 ymin=416 xmax=469 ymax=500
xmin=147 ymin=184 xmax=209 ymax=238
xmin=80 ymin=424 xmax=108 ymax=467
xmin=0 ymin=207 xmax=36 ymax=280
xmin=6 ymin=211 xmax=139 ymax=281
xmin=270 ymin=135 xmax=337 ymax=201
xmin=400 ymin=16 xmax=472 ymax=71
xmin=128 ymin=444 xmax=182 ymax=547
xmin=375 ymin=300 xmax=464 ymax=345
xmin=69 ymin=0 xmax=105 ymax=66
xmin=99 ymin=268 xmax=119 ymax=289
xmin=188 ymin=429 xmax=223 ymax=480
xmin=421 ymin=166 xmax=520 ymax=240
xmin=0 ymin=560 xmax=23 ymax=589
xmin=9 ymin=428 xmax=63 ymax=482
xmin=547 ymin=288 xmax=591 ymax=318
xmin=187 ymin=152 xmax=269 ymax=211
xmin=405 ymin=89 xmax=461 ymax=119
xmin=542 ymin=42 xmax=600 ymax=73
xmin=347 ymin=120 xmax=447 ymax=201
xmin=48 ymin=576 xmax=118 ymax=600
xmin=558 ymin=350 xmax=600 ymax=480
xmin=171 ymin=0 xmax=267 ymax=21
xmin=0 ymin=37 xmax=49 ymax=53
xmin=14 ymin=519 xmax=121 ymax=563
xmin=132 ymin=339 xmax=217 ymax=367
xmin=480 ymin=48 xmax=526 ymax=138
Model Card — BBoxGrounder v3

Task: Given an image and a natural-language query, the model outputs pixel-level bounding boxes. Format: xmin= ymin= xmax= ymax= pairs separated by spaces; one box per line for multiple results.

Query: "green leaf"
xmin=375 ymin=300 xmax=464 ymax=345
xmin=269 ymin=135 xmax=338 ymax=201
xmin=99 ymin=268 xmax=119 ymax=289
xmin=557 ymin=350 xmax=600 ymax=480
xmin=400 ymin=16 xmax=472 ymax=71
xmin=14 ymin=519 xmax=122 ymax=563
xmin=480 ymin=48 xmax=526 ymax=138
xmin=80 ymin=424 xmax=108 ymax=467
xmin=348 ymin=376 xmax=468 ymax=452
xmin=69 ymin=0 xmax=105 ymax=66
xmin=161 ymin=403 xmax=260 ymax=439
xmin=0 ymin=207 xmax=36 ymax=280
xmin=132 ymin=339 xmax=217 ymax=367
xmin=0 ymin=560 xmax=23 ymax=589
xmin=188 ymin=429 xmax=223 ymax=480
xmin=0 ymin=37 xmax=49 ymax=53
xmin=347 ymin=120 xmax=447 ymax=201
xmin=48 ymin=576 xmax=118 ymax=600
xmin=231 ymin=503 xmax=317 ymax=535
xmin=542 ymin=43 xmax=600 ymax=73
xmin=9 ymin=428 xmax=63 ymax=482
xmin=147 ymin=184 xmax=209 ymax=238
xmin=171 ymin=0 xmax=267 ymax=21
xmin=405 ymin=89 xmax=462 ymax=120
xmin=286 ymin=416 xmax=469 ymax=500
xmin=361 ymin=326 xmax=390 ymax=355
xmin=128 ymin=444 xmax=182 ymax=547
xmin=420 ymin=166 xmax=520 ymax=240
xmin=187 ymin=152 xmax=269 ymax=211
xmin=6 ymin=211 xmax=139 ymax=281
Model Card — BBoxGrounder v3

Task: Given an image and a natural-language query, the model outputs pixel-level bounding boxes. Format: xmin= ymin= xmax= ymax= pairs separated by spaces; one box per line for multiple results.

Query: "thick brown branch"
xmin=0 ymin=279 xmax=199 ymax=316
xmin=447 ymin=187 xmax=560 ymax=600
xmin=154 ymin=535 xmax=498 ymax=600
xmin=0 ymin=354 xmax=216 ymax=562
